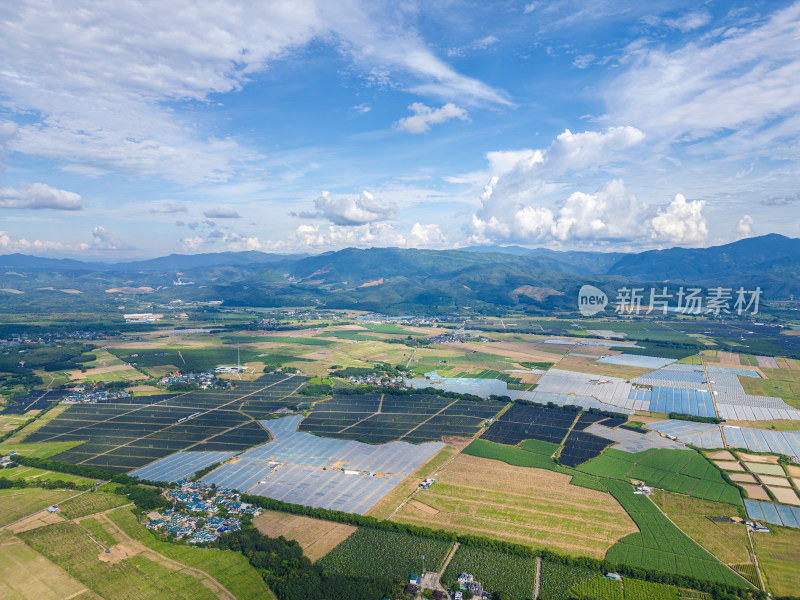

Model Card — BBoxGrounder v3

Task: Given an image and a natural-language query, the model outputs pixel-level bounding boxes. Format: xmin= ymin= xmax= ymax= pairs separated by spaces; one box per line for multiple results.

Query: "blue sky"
xmin=1 ymin=0 xmax=799 ymax=258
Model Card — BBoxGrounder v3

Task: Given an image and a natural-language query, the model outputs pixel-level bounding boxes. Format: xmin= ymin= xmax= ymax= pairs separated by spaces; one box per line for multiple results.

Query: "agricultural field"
xmin=573 ymin=576 xmax=713 ymax=600
xmin=391 ymin=453 xmax=637 ymax=558
xmin=109 ymin=507 xmax=276 ymax=600
xmin=740 ymin=367 xmax=800 ymax=409
xmin=0 ymin=535 xmax=98 ymax=600
xmin=316 ymin=527 xmax=451 ymax=580
xmin=441 ymin=545 xmax=539 ymax=600
xmin=0 ymin=464 xmax=98 ymax=486
xmin=19 ymin=520 xmax=225 ymax=600
xmin=603 ymin=479 xmax=750 ymax=587
xmin=570 ymin=575 xmax=623 ymax=600
xmin=577 ymin=448 xmax=742 ymax=505
xmin=751 ymin=525 xmax=800 ymax=596
xmin=650 ymin=491 xmax=757 ymax=584
xmin=57 ymin=490 xmax=131 ymax=519
xmin=253 ymin=510 xmax=357 ymax=561
xmin=0 ymin=487 xmax=78 ymax=527
xmin=538 ymin=561 xmax=598 ymax=600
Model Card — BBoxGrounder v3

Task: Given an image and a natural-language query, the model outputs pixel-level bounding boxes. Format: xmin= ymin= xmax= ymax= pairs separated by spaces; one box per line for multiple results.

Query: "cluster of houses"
xmin=425 ymin=332 xmax=491 ymax=345
xmin=62 ymin=388 xmax=131 ymax=404
xmin=0 ymin=450 xmax=18 ymax=468
xmin=454 ymin=573 xmax=489 ymax=599
xmin=158 ymin=371 xmax=228 ymax=390
xmin=345 ymin=372 xmax=407 ymax=387
xmin=144 ymin=481 xmax=260 ymax=545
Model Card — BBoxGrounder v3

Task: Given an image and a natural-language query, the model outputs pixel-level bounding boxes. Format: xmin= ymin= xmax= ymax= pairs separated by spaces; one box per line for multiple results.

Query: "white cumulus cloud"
xmin=298 ymin=190 xmax=395 ymax=226
xmin=0 ymin=183 xmax=84 ymax=210
xmin=649 ymin=194 xmax=708 ymax=245
xmin=396 ymin=103 xmax=469 ymax=134
xmin=737 ymin=214 xmax=754 ymax=238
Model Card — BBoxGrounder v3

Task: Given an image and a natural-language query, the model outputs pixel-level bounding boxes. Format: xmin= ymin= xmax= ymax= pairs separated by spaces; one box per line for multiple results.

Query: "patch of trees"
xmin=668 ymin=413 xmax=721 ymax=424
xmin=115 ymin=483 xmax=168 ymax=511
xmin=217 ymin=528 xmax=398 ymax=600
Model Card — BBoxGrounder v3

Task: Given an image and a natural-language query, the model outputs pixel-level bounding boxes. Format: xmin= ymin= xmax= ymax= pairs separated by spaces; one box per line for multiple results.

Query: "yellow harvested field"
xmin=769 ymin=487 xmax=800 ymax=506
xmin=442 ymin=341 xmax=562 ymax=363
xmin=758 ymin=475 xmax=792 ymax=487
xmin=738 ymin=453 xmax=780 ymax=464
xmin=714 ymin=460 xmax=745 ymax=471
xmin=391 ymin=454 xmax=637 ymax=559
xmin=728 ymin=473 xmax=758 ymax=484
xmin=745 ymin=463 xmax=785 ymax=476
xmin=740 ymin=484 xmax=771 ymax=500
xmin=706 ymin=450 xmax=736 ymax=460
xmin=785 ymin=465 xmax=800 ymax=477
xmin=409 ymin=500 xmax=439 ymax=515
xmin=253 ymin=510 xmax=356 ymax=562
xmin=6 ymin=511 xmax=63 ymax=534
xmin=0 ymin=536 xmax=93 ymax=600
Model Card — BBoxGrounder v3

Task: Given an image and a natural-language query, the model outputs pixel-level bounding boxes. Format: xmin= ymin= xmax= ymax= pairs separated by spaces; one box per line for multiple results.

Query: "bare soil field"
xmin=390 ymin=454 xmax=637 ymax=559
xmin=554 ymin=355 xmax=651 ymax=379
xmin=786 ymin=465 xmax=800 ymax=477
xmin=253 ymin=511 xmax=356 ymax=561
xmin=728 ymin=473 xmax=758 ymax=484
xmin=759 ymin=475 xmax=791 ymax=487
xmin=738 ymin=453 xmax=780 ymax=464
xmin=442 ymin=341 xmax=563 ymax=363
xmin=769 ymin=487 xmax=800 ymax=505
xmin=713 ymin=460 xmax=746 ymax=471
xmin=7 ymin=511 xmax=64 ymax=534
xmin=706 ymin=450 xmax=736 ymax=460
xmin=740 ymin=484 xmax=770 ymax=500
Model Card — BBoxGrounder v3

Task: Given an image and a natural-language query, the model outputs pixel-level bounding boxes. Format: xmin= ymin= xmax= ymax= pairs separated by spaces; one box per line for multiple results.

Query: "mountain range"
xmin=1 ymin=234 xmax=797 ymax=314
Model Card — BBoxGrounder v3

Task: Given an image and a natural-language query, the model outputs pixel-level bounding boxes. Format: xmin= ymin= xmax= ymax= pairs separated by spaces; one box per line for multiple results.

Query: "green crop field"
xmin=316 ymin=527 xmax=451 ymax=582
xmin=19 ymin=520 xmax=222 ymax=600
xmin=577 ymin=448 xmax=742 ymax=506
xmin=0 ymin=488 xmax=77 ymax=527
xmin=518 ymin=438 xmax=560 ymax=455
xmin=0 ymin=465 xmax=97 ymax=486
xmin=570 ymin=575 xmax=623 ymax=600
xmin=57 ymin=491 xmax=130 ymax=520
xmin=622 ymin=578 xmax=711 ymax=599
xmin=108 ymin=507 xmax=276 ymax=600
xmin=538 ymin=561 xmax=597 ymax=600
xmin=602 ymin=479 xmax=748 ymax=587
xmin=463 ymin=439 xmax=568 ymax=472
xmin=441 ymin=545 xmax=538 ymax=600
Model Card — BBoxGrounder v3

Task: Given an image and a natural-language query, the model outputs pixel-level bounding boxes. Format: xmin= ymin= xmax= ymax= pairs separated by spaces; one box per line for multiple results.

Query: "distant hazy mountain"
xmin=607 ymin=234 xmax=800 ymax=283
xmin=1 ymin=234 xmax=797 ymax=312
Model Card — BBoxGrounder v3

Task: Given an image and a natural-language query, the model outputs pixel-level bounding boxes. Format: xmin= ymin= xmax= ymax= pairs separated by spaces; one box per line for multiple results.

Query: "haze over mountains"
xmin=2 ymin=234 xmax=798 ymax=313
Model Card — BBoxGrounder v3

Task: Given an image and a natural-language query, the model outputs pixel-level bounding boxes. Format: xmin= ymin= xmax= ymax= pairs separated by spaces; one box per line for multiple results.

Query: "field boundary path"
xmin=745 ymin=528 xmax=767 ymax=592
xmin=534 ymin=556 xmax=541 ymax=599
xmin=405 ymin=347 xmax=418 ymax=370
